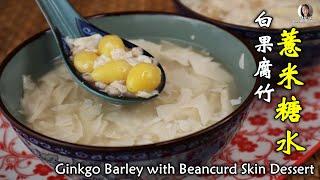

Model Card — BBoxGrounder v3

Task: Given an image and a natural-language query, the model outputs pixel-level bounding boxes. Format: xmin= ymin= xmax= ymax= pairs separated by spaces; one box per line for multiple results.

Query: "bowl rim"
xmin=174 ymin=0 xmax=320 ymax=32
xmin=0 ymin=11 xmax=260 ymax=153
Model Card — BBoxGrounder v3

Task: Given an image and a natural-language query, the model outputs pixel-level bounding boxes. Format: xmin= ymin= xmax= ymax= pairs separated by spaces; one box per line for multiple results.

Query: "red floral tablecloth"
xmin=0 ymin=66 xmax=320 ymax=180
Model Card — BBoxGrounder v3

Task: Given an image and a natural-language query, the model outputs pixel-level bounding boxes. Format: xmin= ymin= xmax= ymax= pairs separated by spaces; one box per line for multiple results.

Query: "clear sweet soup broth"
xmin=21 ymin=40 xmax=237 ymax=147
xmin=181 ymin=0 xmax=320 ymax=28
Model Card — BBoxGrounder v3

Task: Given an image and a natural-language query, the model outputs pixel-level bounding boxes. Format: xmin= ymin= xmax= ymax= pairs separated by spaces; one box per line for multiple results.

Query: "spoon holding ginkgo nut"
xmin=36 ymin=0 xmax=166 ymax=105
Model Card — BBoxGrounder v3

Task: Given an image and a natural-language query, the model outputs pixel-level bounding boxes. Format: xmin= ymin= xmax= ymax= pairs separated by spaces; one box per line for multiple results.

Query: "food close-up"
xmin=0 ymin=0 xmax=319 ymax=179
xmin=68 ymin=34 xmax=162 ymax=98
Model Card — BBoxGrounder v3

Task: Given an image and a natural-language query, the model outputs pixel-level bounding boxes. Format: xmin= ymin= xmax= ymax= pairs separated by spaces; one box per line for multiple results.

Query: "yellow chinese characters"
xmin=275 ymin=96 xmax=302 ymax=123
xmin=275 ymin=21 xmax=306 ymax=156
xmin=277 ymin=28 xmax=301 ymax=57
xmin=276 ymin=130 xmax=306 ymax=155
xmin=277 ymin=63 xmax=304 ymax=90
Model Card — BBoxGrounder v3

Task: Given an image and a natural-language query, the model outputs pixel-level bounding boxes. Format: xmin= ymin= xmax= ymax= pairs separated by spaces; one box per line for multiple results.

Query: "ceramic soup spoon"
xmin=35 ymin=0 xmax=166 ymax=105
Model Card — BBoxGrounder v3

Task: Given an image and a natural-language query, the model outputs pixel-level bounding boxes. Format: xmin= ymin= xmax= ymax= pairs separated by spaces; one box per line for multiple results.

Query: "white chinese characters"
xmin=255 ymin=36 xmax=273 ymax=53
xmin=254 ymin=83 xmax=275 ymax=103
xmin=254 ymin=10 xmax=273 ymax=28
xmin=253 ymin=10 xmax=274 ymax=103
xmin=254 ymin=57 xmax=273 ymax=79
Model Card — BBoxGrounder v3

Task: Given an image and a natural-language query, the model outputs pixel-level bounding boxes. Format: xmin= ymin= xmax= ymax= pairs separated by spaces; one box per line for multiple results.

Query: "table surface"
xmin=0 ymin=1 xmax=319 ymax=179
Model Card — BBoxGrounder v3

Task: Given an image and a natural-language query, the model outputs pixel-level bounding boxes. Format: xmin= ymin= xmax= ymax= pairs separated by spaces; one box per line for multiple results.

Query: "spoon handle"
xmin=35 ymin=0 xmax=84 ymax=38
